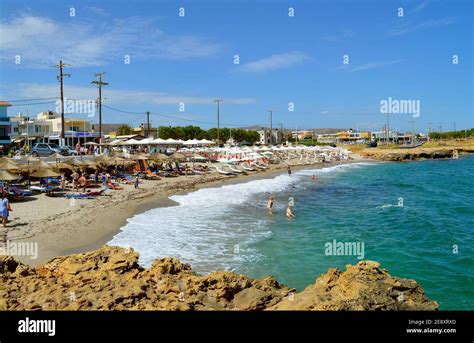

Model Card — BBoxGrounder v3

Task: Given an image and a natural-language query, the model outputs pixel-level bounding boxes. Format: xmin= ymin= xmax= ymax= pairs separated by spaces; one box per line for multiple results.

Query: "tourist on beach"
xmin=60 ymin=175 xmax=66 ymax=189
xmin=286 ymin=205 xmax=295 ymax=219
xmin=287 ymin=165 xmax=292 ymax=176
xmin=0 ymin=192 xmax=12 ymax=227
xmin=75 ymin=141 xmax=81 ymax=155
xmin=78 ymin=174 xmax=87 ymax=193
xmin=134 ymin=176 xmax=139 ymax=189
xmin=267 ymin=196 xmax=274 ymax=215
xmin=71 ymin=170 xmax=80 ymax=191
xmin=94 ymin=170 xmax=99 ymax=184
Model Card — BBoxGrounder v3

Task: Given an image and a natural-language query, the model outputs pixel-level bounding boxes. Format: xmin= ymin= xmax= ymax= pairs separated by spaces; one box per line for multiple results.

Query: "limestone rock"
xmin=0 ymin=246 xmax=438 ymax=311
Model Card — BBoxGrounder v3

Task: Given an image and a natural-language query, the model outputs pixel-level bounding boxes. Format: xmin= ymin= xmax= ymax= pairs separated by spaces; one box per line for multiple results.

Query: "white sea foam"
xmin=109 ymin=162 xmax=373 ymax=272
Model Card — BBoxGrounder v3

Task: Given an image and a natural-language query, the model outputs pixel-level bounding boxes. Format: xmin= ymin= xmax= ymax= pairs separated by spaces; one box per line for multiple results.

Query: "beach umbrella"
xmin=31 ymin=160 xmax=52 ymax=170
xmin=30 ymin=168 xmax=61 ymax=178
xmin=64 ymin=158 xmax=86 ymax=167
xmin=54 ymin=162 xmax=74 ymax=171
xmin=149 ymin=152 xmax=168 ymax=161
xmin=0 ymin=158 xmax=19 ymax=171
xmin=167 ymin=153 xmax=186 ymax=161
xmin=130 ymin=153 xmax=149 ymax=160
xmin=0 ymin=170 xmax=21 ymax=181
xmin=84 ymin=142 xmax=98 ymax=146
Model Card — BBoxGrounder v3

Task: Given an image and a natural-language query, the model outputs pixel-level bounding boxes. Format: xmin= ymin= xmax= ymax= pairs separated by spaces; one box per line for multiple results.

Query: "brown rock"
xmin=0 ymin=246 xmax=438 ymax=311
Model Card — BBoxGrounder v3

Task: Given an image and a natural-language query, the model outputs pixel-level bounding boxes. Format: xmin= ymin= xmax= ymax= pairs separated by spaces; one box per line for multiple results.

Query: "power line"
xmin=3 ymin=97 xmax=58 ymax=102
xmin=8 ymin=101 xmax=57 ymax=107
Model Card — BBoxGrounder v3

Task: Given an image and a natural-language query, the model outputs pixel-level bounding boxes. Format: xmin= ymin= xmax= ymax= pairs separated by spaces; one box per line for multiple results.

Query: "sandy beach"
xmin=3 ymin=158 xmax=362 ymax=266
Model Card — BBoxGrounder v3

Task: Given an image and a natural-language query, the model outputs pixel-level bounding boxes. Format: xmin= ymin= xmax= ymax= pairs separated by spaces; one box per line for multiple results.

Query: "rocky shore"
xmin=361 ymin=147 xmax=473 ymax=161
xmin=0 ymin=246 xmax=438 ymax=311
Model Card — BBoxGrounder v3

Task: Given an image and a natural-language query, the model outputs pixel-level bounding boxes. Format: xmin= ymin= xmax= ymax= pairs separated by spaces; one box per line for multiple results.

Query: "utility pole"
xmin=453 ymin=122 xmax=456 ymax=132
xmin=146 ymin=111 xmax=151 ymax=136
xmin=279 ymin=123 xmax=283 ymax=144
xmin=428 ymin=122 xmax=432 ymax=134
xmin=214 ymin=99 xmax=222 ymax=145
xmin=91 ymin=72 xmax=108 ymax=149
xmin=409 ymin=118 xmax=415 ymax=147
xmin=52 ymin=60 xmax=71 ymax=146
xmin=268 ymin=110 xmax=273 ymax=145
xmin=386 ymin=112 xmax=390 ymax=146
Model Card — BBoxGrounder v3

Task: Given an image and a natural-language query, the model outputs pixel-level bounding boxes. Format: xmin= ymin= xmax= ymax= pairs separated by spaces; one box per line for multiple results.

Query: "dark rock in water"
xmin=0 ymin=246 xmax=438 ymax=311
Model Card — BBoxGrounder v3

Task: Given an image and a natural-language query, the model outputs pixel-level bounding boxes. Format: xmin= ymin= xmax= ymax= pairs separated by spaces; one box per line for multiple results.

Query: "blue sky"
xmin=0 ymin=0 xmax=472 ymax=132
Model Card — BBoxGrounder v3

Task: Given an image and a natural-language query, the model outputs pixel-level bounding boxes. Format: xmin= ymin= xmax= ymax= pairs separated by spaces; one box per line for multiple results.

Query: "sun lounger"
xmin=216 ymin=166 xmax=232 ymax=175
xmin=228 ymin=165 xmax=244 ymax=173
xmin=8 ymin=186 xmax=33 ymax=196
xmin=241 ymin=163 xmax=256 ymax=171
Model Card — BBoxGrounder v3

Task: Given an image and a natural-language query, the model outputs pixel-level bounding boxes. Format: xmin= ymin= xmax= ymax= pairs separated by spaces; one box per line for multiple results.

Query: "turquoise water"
xmin=235 ymin=156 xmax=474 ymax=310
xmin=111 ymin=155 xmax=474 ymax=310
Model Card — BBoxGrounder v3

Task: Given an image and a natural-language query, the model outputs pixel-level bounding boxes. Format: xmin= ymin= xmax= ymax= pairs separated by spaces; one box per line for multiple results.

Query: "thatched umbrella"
xmin=64 ymin=158 xmax=86 ymax=167
xmin=167 ymin=153 xmax=186 ymax=162
xmin=31 ymin=160 xmax=52 ymax=170
xmin=0 ymin=158 xmax=19 ymax=171
xmin=0 ymin=170 xmax=21 ymax=181
xmin=54 ymin=162 xmax=74 ymax=171
xmin=30 ymin=168 xmax=61 ymax=178
xmin=149 ymin=152 xmax=168 ymax=161
xmin=130 ymin=153 xmax=149 ymax=160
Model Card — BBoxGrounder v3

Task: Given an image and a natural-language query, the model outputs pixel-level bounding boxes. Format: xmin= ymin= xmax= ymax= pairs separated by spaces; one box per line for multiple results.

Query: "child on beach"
xmin=0 ymin=192 xmax=12 ymax=227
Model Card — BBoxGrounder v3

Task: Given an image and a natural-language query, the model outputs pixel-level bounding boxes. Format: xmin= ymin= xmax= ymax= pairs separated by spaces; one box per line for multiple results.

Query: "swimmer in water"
xmin=286 ymin=205 xmax=295 ymax=219
xmin=267 ymin=196 xmax=274 ymax=215
xmin=311 ymin=175 xmax=317 ymax=181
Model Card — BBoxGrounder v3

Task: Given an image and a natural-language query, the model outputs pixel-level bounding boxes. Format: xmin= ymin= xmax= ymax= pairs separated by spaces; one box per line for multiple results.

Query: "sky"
xmin=0 ymin=0 xmax=472 ymax=133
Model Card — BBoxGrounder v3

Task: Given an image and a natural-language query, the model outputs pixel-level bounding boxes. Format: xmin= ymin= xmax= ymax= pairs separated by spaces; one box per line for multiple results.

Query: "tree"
xmin=117 ymin=124 xmax=133 ymax=136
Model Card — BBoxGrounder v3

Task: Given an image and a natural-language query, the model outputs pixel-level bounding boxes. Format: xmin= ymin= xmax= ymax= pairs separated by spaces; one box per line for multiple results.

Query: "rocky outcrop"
xmin=0 ymin=246 xmax=438 ymax=310
xmin=361 ymin=148 xmax=458 ymax=161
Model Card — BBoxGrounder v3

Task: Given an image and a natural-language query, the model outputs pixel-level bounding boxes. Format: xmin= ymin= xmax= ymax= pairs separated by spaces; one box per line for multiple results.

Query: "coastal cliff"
xmin=0 ymin=246 xmax=438 ymax=311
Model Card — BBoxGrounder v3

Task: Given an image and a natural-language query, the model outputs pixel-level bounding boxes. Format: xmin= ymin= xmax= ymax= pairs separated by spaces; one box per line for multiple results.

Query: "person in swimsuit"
xmin=311 ymin=175 xmax=317 ymax=181
xmin=0 ymin=192 xmax=12 ymax=227
xmin=287 ymin=165 xmax=292 ymax=176
xmin=267 ymin=196 xmax=274 ymax=215
xmin=286 ymin=205 xmax=295 ymax=219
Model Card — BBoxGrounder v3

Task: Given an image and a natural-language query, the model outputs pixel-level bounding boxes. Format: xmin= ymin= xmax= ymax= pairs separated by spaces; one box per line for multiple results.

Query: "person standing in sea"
xmin=0 ymin=192 xmax=12 ymax=227
xmin=286 ymin=205 xmax=295 ymax=219
xmin=267 ymin=196 xmax=274 ymax=215
xmin=287 ymin=165 xmax=292 ymax=176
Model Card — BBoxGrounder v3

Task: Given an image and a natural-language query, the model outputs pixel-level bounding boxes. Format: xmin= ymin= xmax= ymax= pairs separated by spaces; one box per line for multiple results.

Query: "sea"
xmin=109 ymin=155 xmax=474 ymax=310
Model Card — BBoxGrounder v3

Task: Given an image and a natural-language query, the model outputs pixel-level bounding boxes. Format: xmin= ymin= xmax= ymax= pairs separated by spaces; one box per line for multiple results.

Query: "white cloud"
xmin=386 ymin=17 xmax=455 ymax=37
xmin=0 ymin=15 xmax=222 ymax=67
xmin=240 ymin=52 xmax=309 ymax=73
xmin=9 ymin=83 xmax=256 ymax=106
xmin=350 ymin=60 xmax=402 ymax=72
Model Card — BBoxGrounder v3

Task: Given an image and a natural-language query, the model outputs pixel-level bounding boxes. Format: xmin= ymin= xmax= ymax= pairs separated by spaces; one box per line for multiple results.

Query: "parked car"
xmin=31 ymin=143 xmax=69 ymax=157
xmin=367 ymin=141 xmax=378 ymax=147
xmin=66 ymin=146 xmax=78 ymax=156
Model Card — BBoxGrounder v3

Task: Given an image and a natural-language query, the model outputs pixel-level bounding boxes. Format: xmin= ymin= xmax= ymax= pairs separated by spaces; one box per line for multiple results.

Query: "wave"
xmin=109 ymin=162 xmax=371 ymax=272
